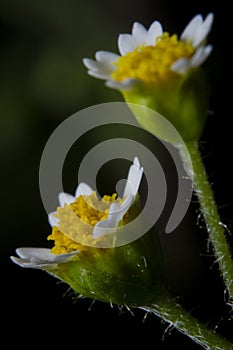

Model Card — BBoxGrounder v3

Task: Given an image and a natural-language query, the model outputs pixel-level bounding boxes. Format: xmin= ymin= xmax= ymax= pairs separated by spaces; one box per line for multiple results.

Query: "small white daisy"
xmin=11 ymin=157 xmax=143 ymax=270
xmin=83 ymin=13 xmax=213 ymax=90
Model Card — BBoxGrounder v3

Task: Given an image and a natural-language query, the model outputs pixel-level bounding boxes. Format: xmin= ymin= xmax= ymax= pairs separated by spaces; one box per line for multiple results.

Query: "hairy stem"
xmin=142 ymin=290 xmax=233 ymax=350
xmin=182 ymin=140 xmax=233 ymax=305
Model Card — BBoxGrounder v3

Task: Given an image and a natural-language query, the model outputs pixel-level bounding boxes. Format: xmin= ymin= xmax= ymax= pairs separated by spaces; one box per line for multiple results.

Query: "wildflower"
xmin=11 ymin=157 xmax=163 ymax=306
xmin=83 ymin=14 xmax=214 ymax=141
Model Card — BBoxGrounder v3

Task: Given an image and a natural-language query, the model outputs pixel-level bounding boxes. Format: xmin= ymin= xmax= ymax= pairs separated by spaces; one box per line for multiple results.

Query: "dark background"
xmin=1 ymin=0 xmax=232 ymax=348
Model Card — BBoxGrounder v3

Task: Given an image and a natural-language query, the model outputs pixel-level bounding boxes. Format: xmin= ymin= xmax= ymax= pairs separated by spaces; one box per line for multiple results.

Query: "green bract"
xmin=122 ymin=69 xmax=210 ymax=142
xmin=51 ymin=227 xmax=163 ymax=306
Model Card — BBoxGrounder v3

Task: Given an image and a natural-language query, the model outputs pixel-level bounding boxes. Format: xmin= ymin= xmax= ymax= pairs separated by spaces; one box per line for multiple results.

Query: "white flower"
xmin=83 ymin=13 xmax=214 ymax=90
xmin=11 ymin=157 xmax=143 ymax=269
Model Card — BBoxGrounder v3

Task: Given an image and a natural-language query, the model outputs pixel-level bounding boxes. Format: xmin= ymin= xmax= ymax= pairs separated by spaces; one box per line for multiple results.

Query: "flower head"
xmin=83 ymin=14 xmax=214 ymax=141
xmin=11 ymin=157 xmax=164 ymax=306
xmin=83 ymin=13 xmax=213 ymax=91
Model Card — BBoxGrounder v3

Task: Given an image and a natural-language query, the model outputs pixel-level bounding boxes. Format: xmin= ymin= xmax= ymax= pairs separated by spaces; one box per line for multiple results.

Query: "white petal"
xmin=83 ymin=58 xmax=115 ymax=75
xmin=107 ymin=198 xmax=134 ymax=226
xmin=181 ymin=14 xmax=202 ymax=43
xmin=123 ymin=156 xmax=143 ymax=198
xmin=181 ymin=13 xmax=214 ymax=47
xmin=58 ymin=192 xmax=75 ymax=207
xmin=172 ymin=44 xmax=213 ymax=74
xmin=93 ymin=203 xmax=121 ymax=238
xmin=190 ymin=45 xmax=213 ymax=67
xmin=105 ymin=78 xmax=138 ymax=91
xmin=87 ymin=69 xmax=111 ymax=80
xmin=75 ymin=182 xmax=93 ymax=198
xmin=93 ymin=196 xmax=134 ymax=238
xmin=105 ymin=202 xmax=123 ymax=224
xmin=193 ymin=13 xmax=214 ymax=47
xmin=95 ymin=51 xmax=119 ymax=65
xmin=118 ymin=194 xmax=134 ymax=218
xmin=171 ymin=58 xmax=191 ymax=74
xmin=132 ymin=22 xmax=147 ymax=45
xmin=48 ymin=211 xmax=59 ymax=227
xmin=92 ymin=220 xmax=117 ymax=239
xmin=83 ymin=58 xmax=101 ymax=71
xmin=134 ymin=156 xmax=140 ymax=167
xmin=146 ymin=20 xmax=163 ymax=46
xmin=15 ymin=247 xmax=52 ymax=259
xmin=118 ymin=34 xmax=138 ymax=55
xmin=10 ymin=256 xmax=46 ymax=269
xmin=11 ymin=248 xmax=78 ymax=269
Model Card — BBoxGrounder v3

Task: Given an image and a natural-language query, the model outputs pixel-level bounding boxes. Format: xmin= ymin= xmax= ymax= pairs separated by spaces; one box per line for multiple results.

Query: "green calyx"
xmin=51 ymin=226 xmax=163 ymax=306
xmin=122 ymin=68 xmax=210 ymax=143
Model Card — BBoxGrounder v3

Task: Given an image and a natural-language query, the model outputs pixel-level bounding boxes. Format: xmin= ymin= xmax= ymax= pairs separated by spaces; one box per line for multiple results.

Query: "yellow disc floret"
xmin=48 ymin=192 xmax=120 ymax=254
xmin=111 ymin=33 xmax=195 ymax=84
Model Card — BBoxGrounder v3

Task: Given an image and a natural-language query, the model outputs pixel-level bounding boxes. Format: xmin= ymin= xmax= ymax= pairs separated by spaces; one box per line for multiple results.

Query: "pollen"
xmin=47 ymin=192 xmax=120 ymax=254
xmin=111 ymin=33 xmax=195 ymax=84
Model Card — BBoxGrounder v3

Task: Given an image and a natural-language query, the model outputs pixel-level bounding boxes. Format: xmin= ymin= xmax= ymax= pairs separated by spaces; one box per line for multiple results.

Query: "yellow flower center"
xmin=111 ymin=33 xmax=195 ymax=84
xmin=47 ymin=192 xmax=121 ymax=254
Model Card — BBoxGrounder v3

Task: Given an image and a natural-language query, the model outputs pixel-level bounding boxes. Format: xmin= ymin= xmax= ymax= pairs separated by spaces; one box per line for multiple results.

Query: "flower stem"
xmin=142 ymin=290 xmax=233 ymax=350
xmin=183 ymin=140 xmax=233 ymax=304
